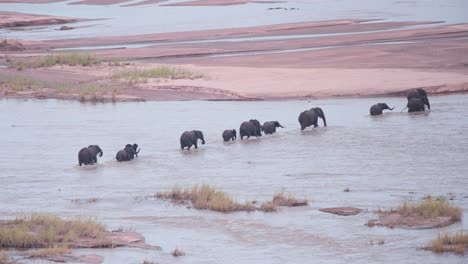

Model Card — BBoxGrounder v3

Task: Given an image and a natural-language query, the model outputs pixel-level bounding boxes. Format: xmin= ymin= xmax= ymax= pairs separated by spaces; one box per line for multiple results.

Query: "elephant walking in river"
xmin=262 ymin=121 xmax=284 ymax=134
xmin=116 ymin=143 xmax=140 ymax=162
xmin=222 ymin=129 xmax=237 ymax=142
xmin=298 ymin=107 xmax=327 ymax=130
xmin=370 ymin=103 xmax=394 ymax=116
xmin=407 ymin=98 xmax=426 ymax=112
xmin=239 ymin=119 xmax=262 ymax=139
xmin=407 ymin=88 xmax=430 ymax=112
xmin=78 ymin=145 xmax=103 ymax=166
xmin=180 ymin=130 xmax=205 ymax=150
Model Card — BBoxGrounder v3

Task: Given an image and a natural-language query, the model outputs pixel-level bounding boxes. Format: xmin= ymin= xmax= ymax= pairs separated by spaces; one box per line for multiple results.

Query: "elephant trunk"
xmin=389 ymin=107 xmax=394 ymax=111
xmin=99 ymin=151 xmax=103 ymax=157
xmin=425 ymin=98 xmax=431 ymax=110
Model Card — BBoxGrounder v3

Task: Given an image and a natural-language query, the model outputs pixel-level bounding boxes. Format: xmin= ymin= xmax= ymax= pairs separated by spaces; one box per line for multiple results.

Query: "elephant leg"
xmin=194 ymin=142 xmax=198 ymax=149
xmin=314 ymin=124 xmax=318 ymax=128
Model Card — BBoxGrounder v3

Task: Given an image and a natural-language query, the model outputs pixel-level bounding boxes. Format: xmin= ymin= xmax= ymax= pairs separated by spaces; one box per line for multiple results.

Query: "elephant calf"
xmin=298 ymin=107 xmax=327 ymax=130
xmin=180 ymin=130 xmax=205 ymax=150
xmin=78 ymin=145 xmax=103 ymax=166
xmin=116 ymin=143 xmax=140 ymax=162
xmin=239 ymin=119 xmax=262 ymax=140
xmin=262 ymin=121 xmax=284 ymax=134
xmin=222 ymin=129 xmax=237 ymax=142
xmin=370 ymin=103 xmax=394 ymax=116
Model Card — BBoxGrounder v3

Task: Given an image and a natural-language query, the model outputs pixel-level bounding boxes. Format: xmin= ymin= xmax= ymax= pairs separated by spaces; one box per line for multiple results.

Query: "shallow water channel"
xmin=1 ymin=95 xmax=468 ymax=263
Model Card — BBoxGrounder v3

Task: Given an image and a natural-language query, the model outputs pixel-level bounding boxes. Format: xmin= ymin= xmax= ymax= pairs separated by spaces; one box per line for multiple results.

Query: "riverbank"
xmin=1 ymin=19 xmax=468 ymax=101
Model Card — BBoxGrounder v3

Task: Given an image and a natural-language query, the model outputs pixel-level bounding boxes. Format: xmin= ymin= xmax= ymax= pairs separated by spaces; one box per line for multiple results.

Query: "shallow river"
xmin=1 ymin=95 xmax=467 ymax=263
xmin=1 ymin=0 xmax=468 ymax=40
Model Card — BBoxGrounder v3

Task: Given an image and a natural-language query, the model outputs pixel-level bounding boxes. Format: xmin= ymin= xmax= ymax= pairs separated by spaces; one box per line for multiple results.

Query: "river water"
xmin=1 ymin=0 xmax=468 ymax=40
xmin=1 ymin=95 xmax=467 ymax=263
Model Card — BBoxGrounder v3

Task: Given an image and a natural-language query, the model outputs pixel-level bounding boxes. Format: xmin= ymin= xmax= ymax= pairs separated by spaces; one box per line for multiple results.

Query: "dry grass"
xmin=113 ymin=65 xmax=207 ymax=83
xmin=272 ymin=190 xmax=308 ymax=207
xmin=171 ymin=247 xmax=185 ymax=257
xmin=0 ymin=73 xmax=120 ymax=102
xmin=259 ymin=201 xmax=278 ymax=212
xmin=428 ymin=231 xmax=468 ymax=255
xmin=155 ymin=185 xmax=256 ymax=213
xmin=397 ymin=196 xmax=461 ymax=221
xmin=0 ymin=214 xmax=105 ymax=248
xmin=27 ymin=245 xmax=70 ymax=258
xmin=155 ymin=185 xmax=308 ymax=213
xmin=7 ymin=53 xmax=100 ymax=69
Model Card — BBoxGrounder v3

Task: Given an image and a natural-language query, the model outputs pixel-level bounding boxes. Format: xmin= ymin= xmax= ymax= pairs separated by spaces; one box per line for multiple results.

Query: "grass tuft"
xmin=272 ymin=190 xmax=308 ymax=207
xmin=0 ymin=214 xmax=105 ymax=248
xmin=397 ymin=196 xmax=461 ymax=221
xmin=27 ymin=245 xmax=70 ymax=258
xmin=155 ymin=185 xmax=255 ymax=213
xmin=7 ymin=53 xmax=100 ymax=69
xmin=428 ymin=231 xmax=468 ymax=255
xmin=113 ymin=65 xmax=207 ymax=83
xmin=259 ymin=201 xmax=278 ymax=212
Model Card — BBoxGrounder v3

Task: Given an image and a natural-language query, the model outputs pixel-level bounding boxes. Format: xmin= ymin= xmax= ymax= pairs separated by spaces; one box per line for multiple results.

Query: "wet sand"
xmin=0 ymin=11 xmax=80 ymax=28
xmin=162 ymin=0 xmax=284 ymax=6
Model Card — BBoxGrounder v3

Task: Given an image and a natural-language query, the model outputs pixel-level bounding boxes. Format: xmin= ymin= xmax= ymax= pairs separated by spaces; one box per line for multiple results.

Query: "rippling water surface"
xmin=1 ymin=95 xmax=467 ymax=263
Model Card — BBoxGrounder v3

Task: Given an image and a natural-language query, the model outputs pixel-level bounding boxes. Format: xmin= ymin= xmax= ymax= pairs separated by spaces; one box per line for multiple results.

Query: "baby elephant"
xmin=116 ymin=143 xmax=140 ymax=162
xmin=222 ymin=129 xmax=237 ymax=142
xmin=180 ymin=130 xmax=205 ymax=150
xmin=262 ymin=121 xmax=284 ymax=134
xmin=78 ymin=145 xmax=103 ymax=166
xmin=369 ymin=103 xmax=394 ymax=116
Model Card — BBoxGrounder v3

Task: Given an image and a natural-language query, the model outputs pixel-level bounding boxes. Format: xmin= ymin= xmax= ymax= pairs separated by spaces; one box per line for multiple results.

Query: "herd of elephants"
xmin=77 ymin=88 xmax=431 ymax=166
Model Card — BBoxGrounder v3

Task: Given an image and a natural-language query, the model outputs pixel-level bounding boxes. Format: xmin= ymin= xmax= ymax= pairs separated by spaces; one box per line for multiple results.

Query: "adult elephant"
xmin=78 ymin=145 xmax=103 ymax=166
xmin=222 ymin=129 xmax=237 ymax=142
xmin=407 ymin=88 xmax=430 ymax=110
xmin=369 ymin=103 xmax=394 ymax=116
xmin=116 ymin=143 xmax=140 ymax=162
xmin=262 ymin=121 xmax=284 ymax=134
xmin=239 ymin=119 xmax=262 ymax=140
xmin=298 ymin=107 xmax=327 ymax=130
xmin=180 ymin=130 xmax=205 ymax=150
xmin=407 ymin=98 xmax=426 ymax=112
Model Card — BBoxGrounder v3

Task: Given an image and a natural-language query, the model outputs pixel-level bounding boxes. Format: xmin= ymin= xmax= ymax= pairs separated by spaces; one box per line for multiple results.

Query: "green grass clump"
xmin=398 ymin=196 xmax=461 ymax=221
xmin=8 ymin=53 xmax=100 ymax=69
xmin=113 ymin=65 xmax=207 ymax=83
xmin=428 ymin=231 xmax=468 ymax=255
xmin=0 ymin=214 xmax=105 ymax=248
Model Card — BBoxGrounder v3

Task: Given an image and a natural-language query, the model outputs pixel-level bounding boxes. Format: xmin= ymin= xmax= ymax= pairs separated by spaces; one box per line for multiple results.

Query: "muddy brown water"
xmin=1 ymin=95 xmax=467 ymax=263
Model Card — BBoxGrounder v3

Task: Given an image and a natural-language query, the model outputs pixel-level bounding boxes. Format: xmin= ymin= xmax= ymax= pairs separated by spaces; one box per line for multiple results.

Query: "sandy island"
xmin=1 ymin=17 xmax=468 ymax=101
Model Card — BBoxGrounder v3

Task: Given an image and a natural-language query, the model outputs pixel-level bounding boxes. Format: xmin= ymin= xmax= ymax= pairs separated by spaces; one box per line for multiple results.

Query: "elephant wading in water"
xmin=222 ymin=129 xmax=237 ymax=142
xmin=407 ymin=88 xmax=430 ymax=112
xmin=239 ymin=119 xmax=262 ymax=140
xmin=78 ymin=145 xmax=103 ymax=166
xmin=116 ymin=143 xmax=140 ymax=162
xmin=262 ymin=121 xmax=284 ymax=134
xmin=370 ymin=103 xmax=394 ymax=116
xmin=407 ymin=98 xmax=426 ymax=112
xmin=180 ymin=130 xmax=205 ymax=150
xmin=298 ymin=107 xmax=327 ymax=130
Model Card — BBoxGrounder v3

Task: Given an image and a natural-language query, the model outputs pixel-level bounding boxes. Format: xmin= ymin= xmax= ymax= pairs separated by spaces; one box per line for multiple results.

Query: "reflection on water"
xmin=1 ymin=0 xmax=468 ymax=40
xmin=0 ymin=95 xmax=467 ymax=263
